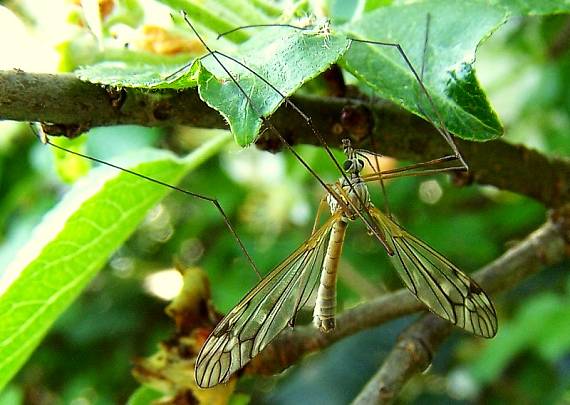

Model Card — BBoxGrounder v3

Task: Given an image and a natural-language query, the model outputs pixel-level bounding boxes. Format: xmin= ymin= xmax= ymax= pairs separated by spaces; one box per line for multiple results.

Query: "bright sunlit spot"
xmin=0 ymin=3 xmax=70 ymax=72
xmin=144 ymin=268 xmax=183 ymax=301
xmin=447 ymin=369 xmax=479 ymax=400
xmin=418 ymin=179 xmax=443 ymax=205
xmin=290 ymin=199 xmax=311 ymax=225
xmin=223 ymin=147 xmax=285 ymax=185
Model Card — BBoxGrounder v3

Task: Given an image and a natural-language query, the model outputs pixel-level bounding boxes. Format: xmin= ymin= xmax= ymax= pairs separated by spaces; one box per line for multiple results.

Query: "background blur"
xmin=0 ymin=0 xmax=569 ymax=404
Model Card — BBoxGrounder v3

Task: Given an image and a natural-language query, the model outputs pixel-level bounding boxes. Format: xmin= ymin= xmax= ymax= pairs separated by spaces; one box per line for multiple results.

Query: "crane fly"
xmin=195 ymin=139 xmax=497 ymax=388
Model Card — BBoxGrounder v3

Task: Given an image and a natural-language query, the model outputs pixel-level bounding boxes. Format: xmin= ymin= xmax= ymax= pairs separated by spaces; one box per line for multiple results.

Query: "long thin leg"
xmin=420 ymin=13 xmax=432 ymax=87
xmin=42 ymin=135 xmax=262 ymax=279
xmin=217 ymin=23 xmax=311 ymax=39
xmin=311 ymin=194 xmax=330 ymax=235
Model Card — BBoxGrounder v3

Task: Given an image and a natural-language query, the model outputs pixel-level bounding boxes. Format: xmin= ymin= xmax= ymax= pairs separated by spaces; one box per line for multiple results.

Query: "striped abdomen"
xmin=313 ymin=219 xmax=348 ymax=332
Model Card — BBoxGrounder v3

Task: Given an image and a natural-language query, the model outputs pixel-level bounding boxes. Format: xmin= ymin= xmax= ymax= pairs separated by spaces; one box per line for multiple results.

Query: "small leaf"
xmin=75 ymin=62 xmax=198 ymax=89
xmin=0 ymin=132 xmax=231 ymax=390
xmin=195 ymin=23 xmax=349 ymax=146
xmin=341 ymin=0 xmax=506 ymax=141
xmin=50 ymin=136 xmax=91 ymax=183
xmin=127 ymin=386 xmax=164 ymax=405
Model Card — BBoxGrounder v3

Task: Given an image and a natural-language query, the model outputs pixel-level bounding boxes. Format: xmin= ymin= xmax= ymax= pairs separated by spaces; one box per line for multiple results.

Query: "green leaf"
xmin=0 ymin=385 xmax=23 ymax=405
xmin=194 ymin=23 xmax=349 ymax=146
xmin=0 ymin=132 xmax=231 ymax=390
xmin=75 ymin=62 xmax=198 ymax=89
xmin=341 ymin=0 xmax=506 ymax=141
xmin=50 ymin=136 xmax=91 ymax=184
xmin=489 ymin=0 xmax=570 ymax=16
xmin=127 ymin=386 xmax=164 ymax=405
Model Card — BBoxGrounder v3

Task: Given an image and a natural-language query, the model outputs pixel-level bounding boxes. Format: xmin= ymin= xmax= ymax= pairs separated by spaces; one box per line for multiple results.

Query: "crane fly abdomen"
xmin=313 ymin=219 xmax=348 ymax=332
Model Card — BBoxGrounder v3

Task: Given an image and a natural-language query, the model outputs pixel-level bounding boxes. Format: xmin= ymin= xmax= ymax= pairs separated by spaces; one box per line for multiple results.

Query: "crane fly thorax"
xmin=327 ymin=174 xmax=370 ymax=220
xmin=325 ymin=139 xmax=372 ymax=219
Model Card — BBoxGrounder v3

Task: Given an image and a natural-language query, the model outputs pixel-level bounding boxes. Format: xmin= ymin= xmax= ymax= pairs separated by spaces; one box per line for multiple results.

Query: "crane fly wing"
xmin=369 ymin=208 xmax=498 ymax=338
xmin=195 ymin=212 xmax=342 ymax=388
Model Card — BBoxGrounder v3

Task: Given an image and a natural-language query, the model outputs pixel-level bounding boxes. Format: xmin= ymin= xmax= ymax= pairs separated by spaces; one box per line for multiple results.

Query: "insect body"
xmin=194 ymin=139 xmax=497 ymax=388
xmin=314 ymin=139 xmax=372 ymax=332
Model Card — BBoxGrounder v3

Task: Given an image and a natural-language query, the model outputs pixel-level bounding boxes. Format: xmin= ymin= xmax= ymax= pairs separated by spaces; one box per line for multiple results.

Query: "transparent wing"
xmin=370 ymin=208 xmax=498 ymax=338
xmin=195 ymin=212 xmax=342 ymax=388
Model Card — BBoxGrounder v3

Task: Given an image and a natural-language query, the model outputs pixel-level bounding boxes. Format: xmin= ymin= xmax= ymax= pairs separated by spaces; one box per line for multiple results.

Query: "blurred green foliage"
xmin=0 ymin=0 xmax=569 ymax=404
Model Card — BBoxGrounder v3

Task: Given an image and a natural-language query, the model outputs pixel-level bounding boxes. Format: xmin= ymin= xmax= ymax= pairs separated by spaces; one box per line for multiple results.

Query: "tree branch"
xmin=1 ymin=71 xmax=569 ymax=207
xmin=245 ymin=214 xmax=568 ymax=382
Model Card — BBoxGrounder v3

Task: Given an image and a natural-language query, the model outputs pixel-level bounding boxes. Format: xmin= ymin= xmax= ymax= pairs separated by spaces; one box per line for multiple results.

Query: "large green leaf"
xmin=0 ymin=132 xmax=231 ymax=389
xmin=341 ymin=0 xmax=506 ymax=141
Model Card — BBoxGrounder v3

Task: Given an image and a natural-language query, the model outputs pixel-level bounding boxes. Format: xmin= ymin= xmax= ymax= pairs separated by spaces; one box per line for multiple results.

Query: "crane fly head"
xmin=341 ymin=139 xmax=365 ymax=176
xmin=328 ymin=139 xmax=370 ymax=219
xmin=342 ymin=158 xmax=365 ymax=175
